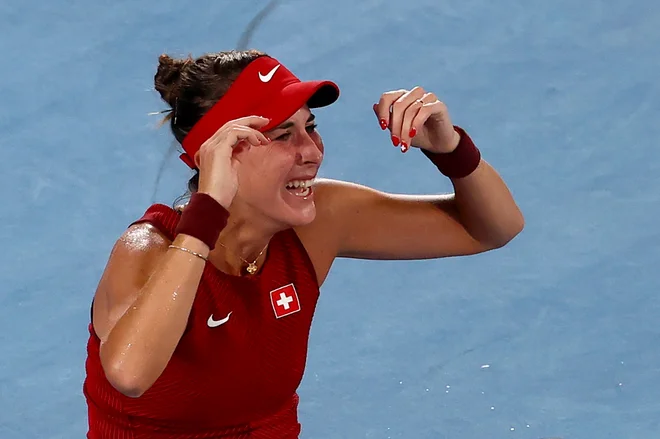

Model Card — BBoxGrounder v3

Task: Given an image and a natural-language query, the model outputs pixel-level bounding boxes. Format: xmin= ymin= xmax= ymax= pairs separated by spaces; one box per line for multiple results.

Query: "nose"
xmin=296 ymin=132 xmax=323 ymax=165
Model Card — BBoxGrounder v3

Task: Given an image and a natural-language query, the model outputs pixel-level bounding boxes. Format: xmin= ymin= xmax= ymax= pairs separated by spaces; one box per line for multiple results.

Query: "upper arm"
xmin=92 ymin=223 xmax=170 ymax=342
xmin=308 ymin=178 xmax=494 ymax=261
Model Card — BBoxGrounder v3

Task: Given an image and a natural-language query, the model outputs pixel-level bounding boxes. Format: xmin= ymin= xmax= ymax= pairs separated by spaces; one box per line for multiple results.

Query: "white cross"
xmin=276 ymin=292 xmax=294 ymax=310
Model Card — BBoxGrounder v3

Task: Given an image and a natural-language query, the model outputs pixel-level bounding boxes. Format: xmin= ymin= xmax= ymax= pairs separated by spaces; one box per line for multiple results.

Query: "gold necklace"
xmin=218 ymin=242 xmax=269 ymax=275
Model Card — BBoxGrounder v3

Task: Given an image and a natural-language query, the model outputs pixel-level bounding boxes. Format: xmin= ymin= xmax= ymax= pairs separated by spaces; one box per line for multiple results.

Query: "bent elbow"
xmin=497 ymin=214 xmax=525 ymax=248
xmin=100 ymin=352 xmax=153 ymax=398
xmin=484 ymin=214 xmax=525 ymax=250
xmin=516 ymin=210 xmax=525 ymax=234
xmin=509 ymin=211 xmax=525 ymax=241
xmin=104 ymin=364 xmax=150 ymax=398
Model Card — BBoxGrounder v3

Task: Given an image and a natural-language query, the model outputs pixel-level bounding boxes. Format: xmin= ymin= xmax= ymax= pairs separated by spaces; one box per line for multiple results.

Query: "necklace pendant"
xmin=246 ymin=263 xmax=258 ymax=275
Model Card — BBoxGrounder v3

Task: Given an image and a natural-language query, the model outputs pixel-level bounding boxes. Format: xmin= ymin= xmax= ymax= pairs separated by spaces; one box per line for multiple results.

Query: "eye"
xmin=273 ymin=124 xmax=318 ymax=141
xmin=274 ymin=132 xmax=291 ymax=141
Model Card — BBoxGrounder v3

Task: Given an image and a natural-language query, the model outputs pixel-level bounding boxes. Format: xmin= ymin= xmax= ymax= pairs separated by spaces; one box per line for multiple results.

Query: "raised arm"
xmin=300 ymin=87 xmax=523 ymax=264
xmin=93 ymin=224 xmax=211 ymax=398
xmin=93 ymin=117 xmax=270 ymax=397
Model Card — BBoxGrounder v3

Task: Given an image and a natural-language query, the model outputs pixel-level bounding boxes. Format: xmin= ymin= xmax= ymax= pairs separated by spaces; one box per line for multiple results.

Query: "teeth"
xmin=286 ymin=179 xmax=314 ymax=189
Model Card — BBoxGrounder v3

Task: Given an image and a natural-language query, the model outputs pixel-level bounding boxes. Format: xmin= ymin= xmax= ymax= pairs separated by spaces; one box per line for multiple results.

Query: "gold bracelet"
xmin=168 ymin=245 xmax=208 ymax=261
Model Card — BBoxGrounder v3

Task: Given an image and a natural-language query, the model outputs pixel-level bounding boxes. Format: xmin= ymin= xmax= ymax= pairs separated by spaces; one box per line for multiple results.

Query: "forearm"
xmin=423 ymin=127 xmax=524 ymax=248
xmin=450 ymin=159 xmax=524 ymax=247
xmin=100 ymin=234 xmax=208 ymax=396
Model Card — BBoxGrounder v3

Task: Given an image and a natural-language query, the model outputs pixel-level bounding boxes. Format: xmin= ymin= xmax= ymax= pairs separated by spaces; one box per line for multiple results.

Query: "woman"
xmin=83 ymin=49 xmax=524 ymax=438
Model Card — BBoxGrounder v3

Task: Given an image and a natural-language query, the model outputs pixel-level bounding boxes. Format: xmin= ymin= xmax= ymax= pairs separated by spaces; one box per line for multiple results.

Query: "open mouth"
xmin=285 ymin=179 xmax=314 ymax=197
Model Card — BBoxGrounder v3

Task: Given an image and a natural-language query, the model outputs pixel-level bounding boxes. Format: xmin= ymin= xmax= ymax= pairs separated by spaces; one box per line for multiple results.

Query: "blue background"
xmin=1 ymin=0 xmax=659 ymax=437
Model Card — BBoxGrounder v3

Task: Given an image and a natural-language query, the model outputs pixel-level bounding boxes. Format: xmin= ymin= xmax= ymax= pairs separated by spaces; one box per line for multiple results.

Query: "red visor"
xmin=180 ymin=56 xmax=340 ymax=169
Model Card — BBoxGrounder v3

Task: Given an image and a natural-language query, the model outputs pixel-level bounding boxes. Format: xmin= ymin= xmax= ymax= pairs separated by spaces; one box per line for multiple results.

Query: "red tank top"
xmin=83 ymin=204 xmax=321 ymax=438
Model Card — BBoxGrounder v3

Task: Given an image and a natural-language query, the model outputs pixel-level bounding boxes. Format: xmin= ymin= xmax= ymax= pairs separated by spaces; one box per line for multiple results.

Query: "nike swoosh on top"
xmin=259 ymin=65 xmax=280 ymax=82
xmin=207 ymin=312 xmax=232 ymax=328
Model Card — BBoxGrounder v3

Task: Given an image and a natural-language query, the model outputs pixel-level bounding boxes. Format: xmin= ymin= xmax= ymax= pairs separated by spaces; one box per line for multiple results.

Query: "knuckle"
xmin=385 ymin=89 xmax=407 ymax=99
xmin=422 ymin=93 xmax=438 ymax=103
xmin=403 ymin=106 xmax=415 ymax=118
xmin=416 ymin=106 xmax=430 ymax=118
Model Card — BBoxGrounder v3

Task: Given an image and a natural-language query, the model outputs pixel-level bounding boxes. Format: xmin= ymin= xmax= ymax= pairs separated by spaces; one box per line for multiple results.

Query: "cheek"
xmin=237 ymin=148 xmax=292 ymax=193
xmin=311 ymin=132 xmax=324 ymax=154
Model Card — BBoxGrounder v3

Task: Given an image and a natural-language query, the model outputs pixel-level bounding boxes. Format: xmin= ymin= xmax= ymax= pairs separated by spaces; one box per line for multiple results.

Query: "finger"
xmin=238 ymin=127 xmax=271 ymax=145
xmin=230 ymin=126 xmax=268 ymax=147
xmin=399 ymin=99 xmax=425 ymax=153
xmin=231 ymin=128 xmax=272 ymax=160
xmin=233 ymin=115 xmax=271 ymax=129
xmin=206 ymin=116 xmax=270 ymax=148
xmin=372 ymin=104 xmax=387 ymax=130
xmin=374 ymin=89 xmax=407 ymax=131
xmin=410 ymin=100 xmax=447 ymax=139
xmin=389 ymin=87 xmax=426 ymax=147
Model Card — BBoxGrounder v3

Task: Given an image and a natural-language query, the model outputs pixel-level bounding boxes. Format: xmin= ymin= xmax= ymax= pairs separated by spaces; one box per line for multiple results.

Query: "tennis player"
xmin=83 ymin=49 xmax=524 ymax=438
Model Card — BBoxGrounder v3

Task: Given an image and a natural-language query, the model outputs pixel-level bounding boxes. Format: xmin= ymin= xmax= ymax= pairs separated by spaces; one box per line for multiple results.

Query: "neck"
xmin=209 ymin=209 xmax=280 ymax=276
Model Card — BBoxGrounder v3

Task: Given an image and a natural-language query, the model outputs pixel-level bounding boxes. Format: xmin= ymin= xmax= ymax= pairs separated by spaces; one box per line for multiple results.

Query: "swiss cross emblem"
xmin=269 ymin=283 xmax=301 ymax=319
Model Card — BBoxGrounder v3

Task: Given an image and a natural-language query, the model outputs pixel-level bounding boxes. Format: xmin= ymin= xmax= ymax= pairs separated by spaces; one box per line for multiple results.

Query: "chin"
xmin=273 ymin=185 xmax=318 ymax=227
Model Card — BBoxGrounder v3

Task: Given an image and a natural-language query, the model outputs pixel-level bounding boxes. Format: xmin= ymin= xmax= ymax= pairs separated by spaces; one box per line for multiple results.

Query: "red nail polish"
xmin=401 ymin=141 xmax=408 ymax=152
xmin=392 ymin=135 xmax=400 ymax=146
xmin=409 ymin=127 xmax=417 ymax=137
xmin=380 ymin=119 xmax=388 ymax=130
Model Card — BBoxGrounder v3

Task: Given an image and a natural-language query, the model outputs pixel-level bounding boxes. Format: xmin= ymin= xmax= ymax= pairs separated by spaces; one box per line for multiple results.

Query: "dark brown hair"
xmin=154 ymin=49 xmax=267 ymax=194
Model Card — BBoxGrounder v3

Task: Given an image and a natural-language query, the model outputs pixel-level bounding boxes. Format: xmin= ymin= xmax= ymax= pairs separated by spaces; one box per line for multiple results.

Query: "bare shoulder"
xmin=313 ymin=177 xmax=379 ymax=199
xmin=303 ymin=178 xmax=379 ymax=218
xmin=293 ymin=178 xmax=374 ymax=284
xmin=116 ymin=222 xmax=171 ymax=255
xmin=312 ymin=178 xmax=419 ymax=212
xmin=296 ymin=178 xmax=381 ymax=238
xmin=92 ymin=223 xmax=170 ymax=341
xmin=295 ymin=177 xmax=485 ymax=262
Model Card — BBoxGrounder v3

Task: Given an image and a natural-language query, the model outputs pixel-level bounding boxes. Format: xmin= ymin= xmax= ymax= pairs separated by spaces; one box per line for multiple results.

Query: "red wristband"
xmin=421 ymin=126 xmax=481 ymax=179
xmin=174 ymin=192 xmax=229 ymax=250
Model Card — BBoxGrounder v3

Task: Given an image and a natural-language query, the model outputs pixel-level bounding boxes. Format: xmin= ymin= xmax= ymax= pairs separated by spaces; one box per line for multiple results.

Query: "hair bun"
xmin=154 ymin=54 xmax=189 ymax=107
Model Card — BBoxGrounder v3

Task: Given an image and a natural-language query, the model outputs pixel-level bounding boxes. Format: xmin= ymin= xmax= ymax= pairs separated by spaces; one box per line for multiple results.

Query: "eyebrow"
xmin=272 ymin=113 xmax=316 ymax=131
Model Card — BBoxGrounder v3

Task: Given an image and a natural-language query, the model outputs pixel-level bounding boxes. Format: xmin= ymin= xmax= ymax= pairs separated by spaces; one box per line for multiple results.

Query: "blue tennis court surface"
xmin=1 ymin=0 xmax=659 ymax=437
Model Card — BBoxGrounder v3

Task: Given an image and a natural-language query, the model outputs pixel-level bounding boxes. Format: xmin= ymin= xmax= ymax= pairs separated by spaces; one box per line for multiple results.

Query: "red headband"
xmin=179 ymin=56 xmax=340 ymax=169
